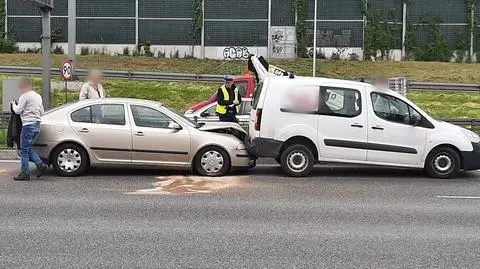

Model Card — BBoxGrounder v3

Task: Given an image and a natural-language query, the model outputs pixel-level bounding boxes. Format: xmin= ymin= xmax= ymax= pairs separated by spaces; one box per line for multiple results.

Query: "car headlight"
xmin=237 ymin=143 xmax=246 ymax=150
xmin=461 ymin=129 xmax=480 ymax=143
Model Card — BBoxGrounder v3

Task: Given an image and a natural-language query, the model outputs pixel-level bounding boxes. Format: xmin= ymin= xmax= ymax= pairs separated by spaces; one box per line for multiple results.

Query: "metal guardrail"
xmin=1 ymin=65 xmax=480 ymax=92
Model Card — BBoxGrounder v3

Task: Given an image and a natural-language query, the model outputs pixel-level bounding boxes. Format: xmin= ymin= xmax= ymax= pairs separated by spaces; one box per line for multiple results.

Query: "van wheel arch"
xmin=425 ymin=144 xmax=463 ymax=178
xmin=279 ymin=136 xmax=319 ymax=161
xmin=426 ymin=144 xmax=463 ymax=169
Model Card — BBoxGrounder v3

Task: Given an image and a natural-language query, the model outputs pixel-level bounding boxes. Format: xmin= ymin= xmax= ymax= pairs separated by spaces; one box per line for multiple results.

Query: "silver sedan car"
xmin=34 ymin=98 xmax=255 ymax=177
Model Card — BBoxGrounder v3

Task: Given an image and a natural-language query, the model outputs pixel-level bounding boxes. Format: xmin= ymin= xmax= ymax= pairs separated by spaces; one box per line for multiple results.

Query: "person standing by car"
xmin=216 ymin=75 xmax=242 ymax=122
xmin=11 ymin=78 xmax=47 ymax=181
xmin=79 ymin=70 xmax=105 ymax=100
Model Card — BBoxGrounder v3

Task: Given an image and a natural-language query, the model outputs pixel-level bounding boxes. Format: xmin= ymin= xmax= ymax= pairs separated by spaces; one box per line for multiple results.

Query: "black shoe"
xmin=14 ymin=173 xmax=30 ymax=181
xmin=36 ymin=163 xmax=48 ymax=178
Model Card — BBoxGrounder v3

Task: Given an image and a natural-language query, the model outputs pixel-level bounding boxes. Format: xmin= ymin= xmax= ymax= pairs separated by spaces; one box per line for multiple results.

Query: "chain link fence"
xmin=5 ymin=0 xmax=477 ymax=59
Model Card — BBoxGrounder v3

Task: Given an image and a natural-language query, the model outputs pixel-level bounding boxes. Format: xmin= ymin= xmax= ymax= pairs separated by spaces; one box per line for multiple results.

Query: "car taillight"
xmin=255 ymin=109 xmax=262 ymax=131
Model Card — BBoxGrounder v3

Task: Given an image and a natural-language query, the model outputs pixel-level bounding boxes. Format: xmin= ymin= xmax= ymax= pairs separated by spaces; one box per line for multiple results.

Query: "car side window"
xmin=71 ymin=106 xmax=91 ymax=123
xmin=235 ymin=81 xmax=248 ymax=97
xmin=371 ymin=93 xmax=420 ymax=125
xmin=131 ymin=105 xmax=174 ymax=128
xmin=91 ymin=104 xmax=126 ymax=125
xmin=202 ymin=104 xmax=217 ymax=117
xmin=71 ymin=104 xmax=125 ymax=125
xmin=319 ymin=87 xmax=361 ymax=117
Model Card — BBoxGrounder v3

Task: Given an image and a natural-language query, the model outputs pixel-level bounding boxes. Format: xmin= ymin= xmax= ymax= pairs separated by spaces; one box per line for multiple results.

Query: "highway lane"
xmin=0 ymin=162 xmax=479 ymax=268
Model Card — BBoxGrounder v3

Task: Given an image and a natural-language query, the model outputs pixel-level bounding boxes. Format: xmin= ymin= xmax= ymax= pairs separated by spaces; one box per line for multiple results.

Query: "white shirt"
xmin=79 ymin=81 xmax=105 ymax=100
xmin=12 ymin=90 xmax=44 ymax=126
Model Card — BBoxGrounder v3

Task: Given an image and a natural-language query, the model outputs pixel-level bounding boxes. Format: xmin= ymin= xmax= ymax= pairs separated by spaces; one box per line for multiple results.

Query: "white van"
xmin=246 ymin=57 xmax=480 ymax=179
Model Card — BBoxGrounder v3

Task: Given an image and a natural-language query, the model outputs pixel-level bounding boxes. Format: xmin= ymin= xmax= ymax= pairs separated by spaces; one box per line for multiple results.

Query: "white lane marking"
xmin=437 ymin=195 xmax=480 ymax=199
xmin=0 ymin=160 xmax=20 ymax=163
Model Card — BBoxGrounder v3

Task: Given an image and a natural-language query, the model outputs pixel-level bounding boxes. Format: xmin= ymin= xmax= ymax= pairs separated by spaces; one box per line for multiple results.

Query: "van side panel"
xmin=259 ymin=79 xmax=319 ymax=158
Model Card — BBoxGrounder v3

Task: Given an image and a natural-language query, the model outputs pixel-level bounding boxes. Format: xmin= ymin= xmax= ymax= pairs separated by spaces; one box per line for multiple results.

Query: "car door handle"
xmin=350 ymin=124 xmax=364 ymax=128
xmin=372 ymin=126 xmax=384 ymax=130
xmin=78 ymin=128 xmax=89 ymax=133
xmin=134 ymin=131 xmax=145 ymax=136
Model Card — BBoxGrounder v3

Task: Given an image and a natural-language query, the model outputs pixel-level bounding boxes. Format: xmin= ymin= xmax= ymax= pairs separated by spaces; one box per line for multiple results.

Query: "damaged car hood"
xmin=199 ymin=122 xmax=248 ymax=141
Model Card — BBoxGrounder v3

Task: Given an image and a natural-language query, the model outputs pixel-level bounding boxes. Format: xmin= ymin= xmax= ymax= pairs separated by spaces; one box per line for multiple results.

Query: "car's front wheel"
xmin=424 ymin=147 xmax=461 ymax=179
xmin=195 ymin=146 xmax=231 ymax=177
xmin=51 ymin=143 xmax=89 ymax=177
xmin=280 ymin=144 xmax=314 ymax=177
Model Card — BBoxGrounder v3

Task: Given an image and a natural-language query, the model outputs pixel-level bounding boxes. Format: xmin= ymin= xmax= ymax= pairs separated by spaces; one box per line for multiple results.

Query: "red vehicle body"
xmin=186 ymin=74 xmax=256 ymax=113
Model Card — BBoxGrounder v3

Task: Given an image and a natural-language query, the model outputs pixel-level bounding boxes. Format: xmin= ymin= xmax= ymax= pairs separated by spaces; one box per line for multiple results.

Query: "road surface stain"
xmin=129 ymin=175 xmax=246 ymax=195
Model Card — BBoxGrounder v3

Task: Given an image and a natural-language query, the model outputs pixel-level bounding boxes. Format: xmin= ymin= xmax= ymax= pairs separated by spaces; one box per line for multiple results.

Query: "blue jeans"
xmin=20 ymin=122 xmax=43 ymax=174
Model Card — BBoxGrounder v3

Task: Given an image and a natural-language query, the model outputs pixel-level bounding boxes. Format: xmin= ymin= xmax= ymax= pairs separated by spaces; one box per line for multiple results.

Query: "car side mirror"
xmin=410 ymin=114 xmax=422 ymax=126
xmin=200 ymin=111 xmax=210 ymax=117
xmin=168 ymin=121 xmax=182 ymax=130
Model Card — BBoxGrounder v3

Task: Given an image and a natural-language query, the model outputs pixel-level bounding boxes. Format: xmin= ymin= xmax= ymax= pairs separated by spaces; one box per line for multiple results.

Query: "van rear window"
xmin=252 ymin=82 xmax=264 ymax=109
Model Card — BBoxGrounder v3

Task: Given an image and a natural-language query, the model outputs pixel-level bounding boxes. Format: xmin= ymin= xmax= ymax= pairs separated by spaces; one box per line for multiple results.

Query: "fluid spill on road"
xmin=129 ymin=175 xmax=247 ymax=195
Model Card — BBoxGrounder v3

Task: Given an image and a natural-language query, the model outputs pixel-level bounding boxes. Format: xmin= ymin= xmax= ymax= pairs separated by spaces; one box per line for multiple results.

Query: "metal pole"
xmin=135 ymin=0 xmax=139 ymax=47
xmin=201 ymin=0 xmax=205 ymax=59
xmin=267 ymin=0 xmax=272 ymax=58
xmin=313 ymin=0 xmax=317 ymax=77
xmin=41 ymin=8 xmax=51 ymax=109
xmin=470 ymin=1 xmax=475 ymax=59
xmin=68 ymin=0 xmax=76 ymax=76
xmin=4 ymin=0 xmax=7 ymax=36
xmin=401 ymin=1 xmax=407 ymax=60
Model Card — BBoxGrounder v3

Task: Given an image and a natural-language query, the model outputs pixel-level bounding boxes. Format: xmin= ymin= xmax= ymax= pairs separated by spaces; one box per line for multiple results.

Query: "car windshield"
xmin=162 ymin=105 xmax=201 ymax=128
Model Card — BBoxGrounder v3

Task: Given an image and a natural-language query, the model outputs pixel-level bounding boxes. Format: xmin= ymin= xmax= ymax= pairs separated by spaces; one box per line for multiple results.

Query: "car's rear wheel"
xmin=280 ymin=144 xmax=314 ymax=177
xmin=195 ymin=146 xmax=231 ymax=177
xmin=51 ymin=143 xmax=89 ymax=177
xmin=424 ymin=147 xmax=460 ymax=179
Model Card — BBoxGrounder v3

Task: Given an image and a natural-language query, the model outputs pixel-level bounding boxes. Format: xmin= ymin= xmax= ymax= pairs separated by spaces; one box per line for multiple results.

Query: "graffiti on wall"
xmin=270 ymin=26 xmax=296 ymax=58
xmin=223 ymin=47 xmax=250 ymax=60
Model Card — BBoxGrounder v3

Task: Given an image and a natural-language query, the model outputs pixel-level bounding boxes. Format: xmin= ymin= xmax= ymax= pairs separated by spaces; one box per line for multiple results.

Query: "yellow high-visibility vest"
xmin=216 ymin=85 xmax=239 ymax=114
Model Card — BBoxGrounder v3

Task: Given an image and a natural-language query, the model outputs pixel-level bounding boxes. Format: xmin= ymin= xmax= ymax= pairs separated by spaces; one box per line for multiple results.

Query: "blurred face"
xmin=19 ymin=80 xmax=33 ymax=93
xmin=90 ymin=73 xmax=101 ymax=84
xmin=225 ymin=80 xmax=233 ymax=88
xmin=375 ymin=78 xmax=388 ymax=88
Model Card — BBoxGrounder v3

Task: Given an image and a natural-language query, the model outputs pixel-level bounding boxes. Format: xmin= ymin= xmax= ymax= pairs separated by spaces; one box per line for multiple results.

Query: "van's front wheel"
xmin=425 ymin=147 xmax=461 ymax=179
xmin=280 ymin=144 xmax=314 ymax=177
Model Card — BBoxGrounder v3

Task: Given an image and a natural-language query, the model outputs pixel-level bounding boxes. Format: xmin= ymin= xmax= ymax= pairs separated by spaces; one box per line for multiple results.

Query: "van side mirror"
xmin=200 ymin=111 xmax=209 ymax=117
xmin=410 ymin=114 xmax=422 ymax=126
xmin=168 ymin=121 xmax=182 ymax=130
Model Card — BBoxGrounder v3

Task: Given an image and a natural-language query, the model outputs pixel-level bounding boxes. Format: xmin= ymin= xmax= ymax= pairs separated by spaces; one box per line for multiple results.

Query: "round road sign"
xmin=62 ymin=61 xmax=73 ymax=81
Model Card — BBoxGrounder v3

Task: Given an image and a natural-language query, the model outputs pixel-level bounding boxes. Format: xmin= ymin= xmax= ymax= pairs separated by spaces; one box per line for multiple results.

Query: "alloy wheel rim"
xmin=201 ymin=150 xmax=224 ymax=173
xmin=57 ymin=149 xmax=82 ymax=173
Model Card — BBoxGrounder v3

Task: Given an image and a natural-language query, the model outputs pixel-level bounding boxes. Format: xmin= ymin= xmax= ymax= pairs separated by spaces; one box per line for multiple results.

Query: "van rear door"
xmin=249 ymin=81 xmax=265 ymax=138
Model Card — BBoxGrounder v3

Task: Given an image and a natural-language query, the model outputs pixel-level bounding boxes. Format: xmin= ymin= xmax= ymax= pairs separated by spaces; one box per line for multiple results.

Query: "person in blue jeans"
xmin=11 ymin=78 xmax=47 ymax=181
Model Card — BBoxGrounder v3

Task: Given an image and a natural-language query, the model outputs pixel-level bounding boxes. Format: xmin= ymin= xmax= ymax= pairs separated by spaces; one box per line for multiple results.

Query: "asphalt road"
xmin=1 ymin=162 xmax=480 ymax=269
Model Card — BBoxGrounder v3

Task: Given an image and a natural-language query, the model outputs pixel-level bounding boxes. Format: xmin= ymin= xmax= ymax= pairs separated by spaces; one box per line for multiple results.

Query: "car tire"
xmin=51 ymin=143 xmax=89 ymax=177
xmin=280 ymin=144 xmax=314 ymax=177
xmin=424 ymin=147 xmax=461 ymax=179
xmin=195 ymin=146 xmax=231 ymax=177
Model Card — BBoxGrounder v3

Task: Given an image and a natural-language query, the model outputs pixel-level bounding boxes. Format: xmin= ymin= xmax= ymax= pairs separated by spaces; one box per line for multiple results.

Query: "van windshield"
xmin=252 ymin=82 xmax=264 ymax=109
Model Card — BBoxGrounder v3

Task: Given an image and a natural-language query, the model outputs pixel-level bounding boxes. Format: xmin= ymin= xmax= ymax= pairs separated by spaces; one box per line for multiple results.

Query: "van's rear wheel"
xmin=425 ymin=147 xmax=460 ymax=179
xmin=280 ymin=144 xmax=314 ymax=177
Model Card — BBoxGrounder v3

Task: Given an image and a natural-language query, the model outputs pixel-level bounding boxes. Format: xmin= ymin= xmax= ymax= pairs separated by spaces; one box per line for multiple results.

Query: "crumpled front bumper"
xmin=461 ymin=143 xmax=480 ymax=171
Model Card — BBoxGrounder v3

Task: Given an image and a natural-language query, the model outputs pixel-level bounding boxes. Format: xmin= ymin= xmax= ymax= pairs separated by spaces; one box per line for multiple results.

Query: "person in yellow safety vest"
xmin=216 ymin=75 xmax=242 ymax=122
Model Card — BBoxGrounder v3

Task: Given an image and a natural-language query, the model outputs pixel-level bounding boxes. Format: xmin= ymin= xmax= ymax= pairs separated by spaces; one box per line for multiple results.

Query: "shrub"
xmin=52 ymin=45 xmax=64 ymax=54
xmin=80 ymin=47 xmax=90 ymax=55
xmin=0 ymin=34 xmax=18 ymax=53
